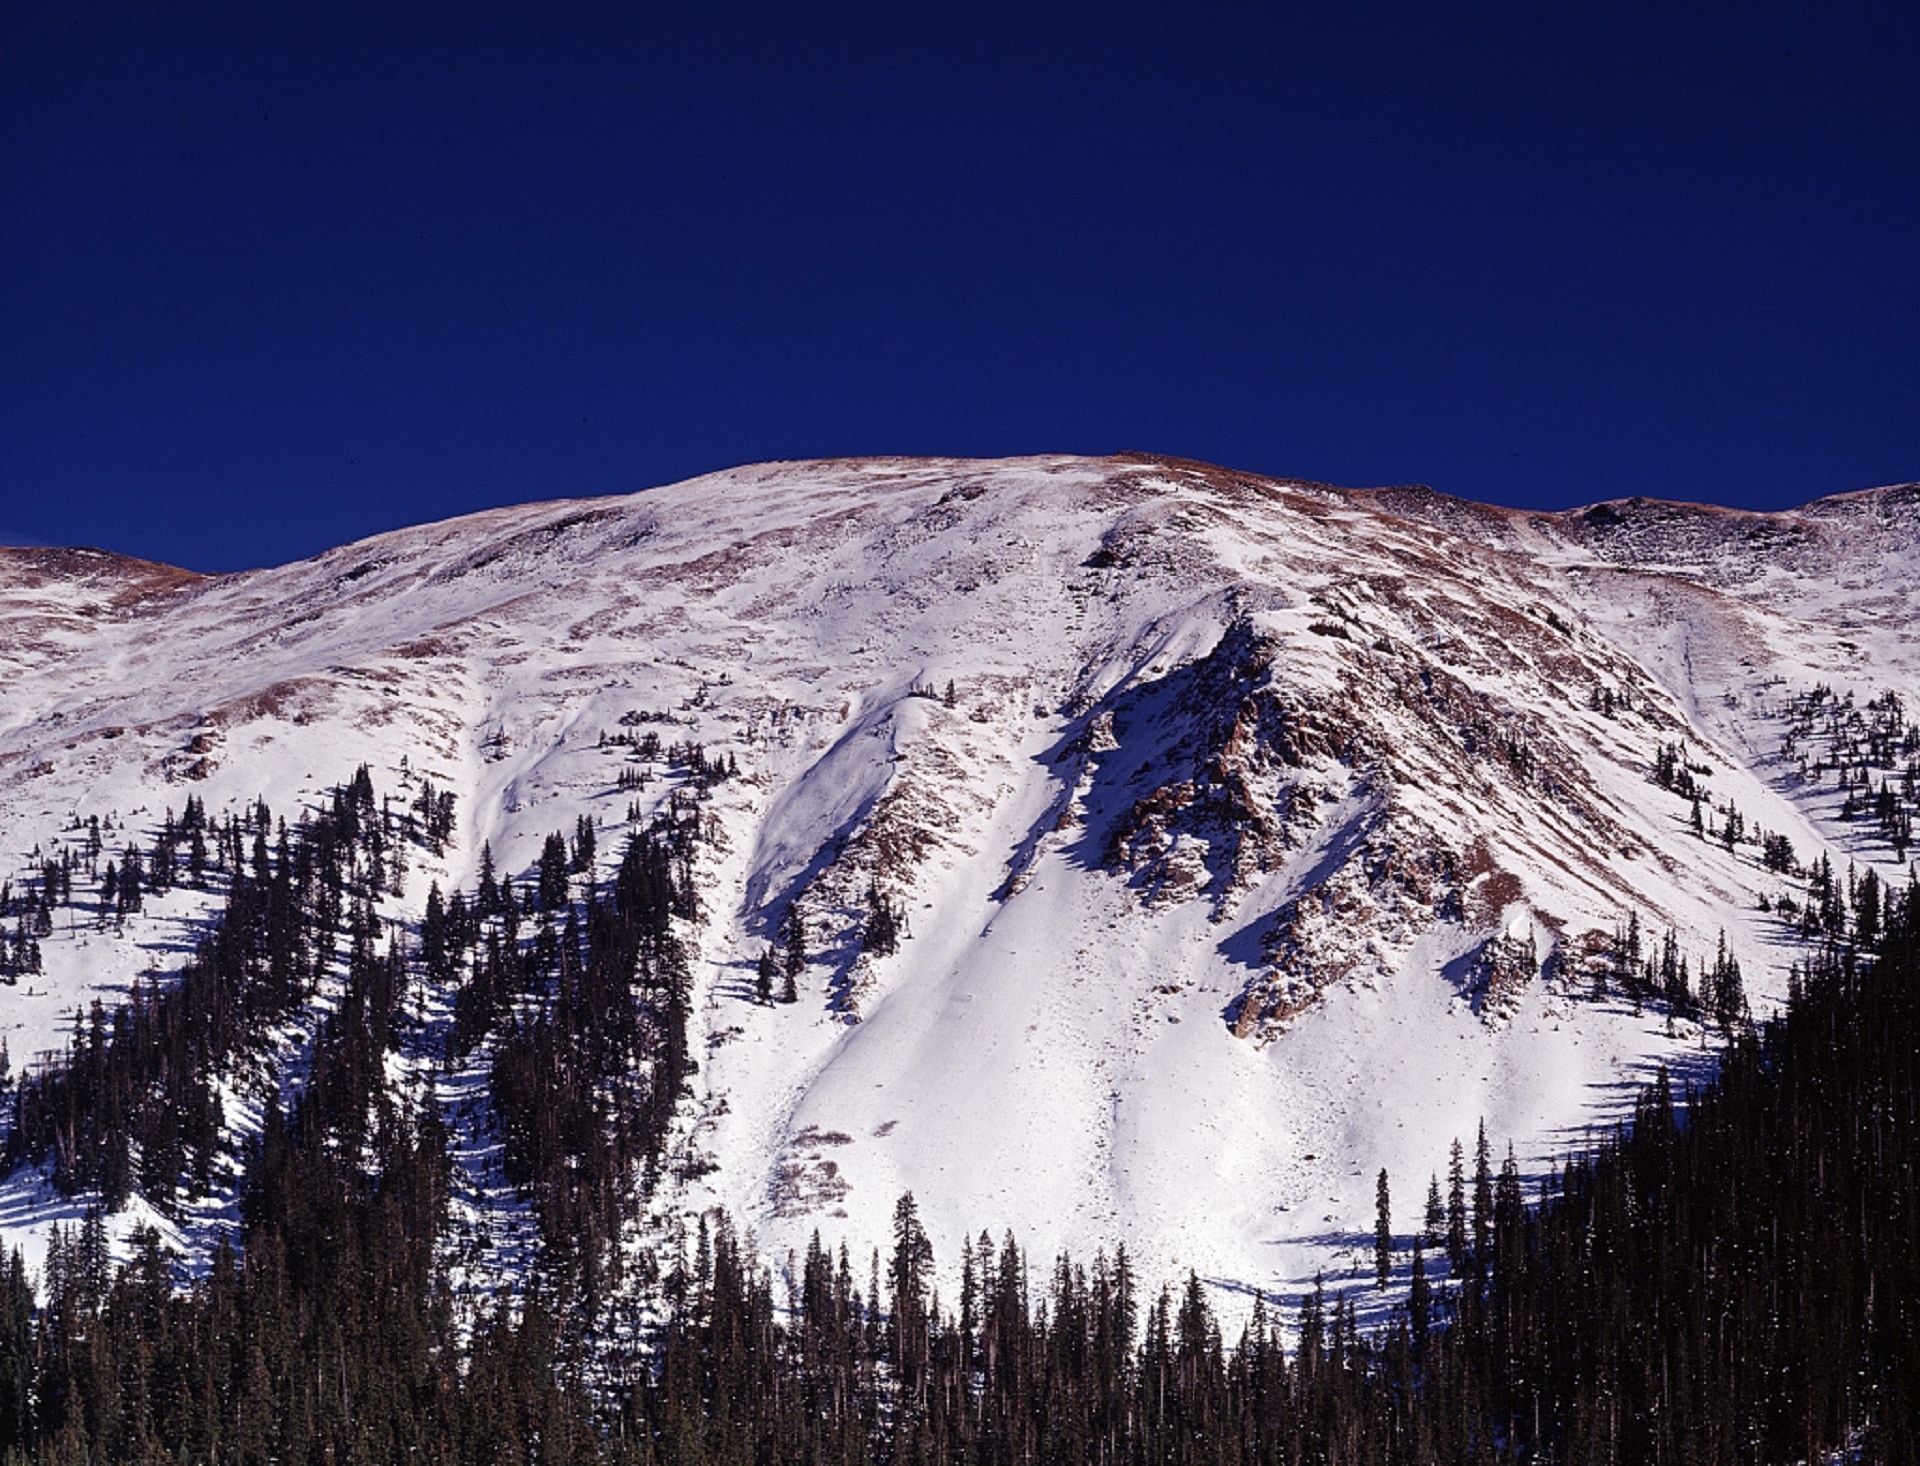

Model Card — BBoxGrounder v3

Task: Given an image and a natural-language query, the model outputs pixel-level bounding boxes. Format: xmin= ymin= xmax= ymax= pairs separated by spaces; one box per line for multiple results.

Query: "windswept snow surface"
xmin=2 ymin=454 xmax=1917 ymax=1313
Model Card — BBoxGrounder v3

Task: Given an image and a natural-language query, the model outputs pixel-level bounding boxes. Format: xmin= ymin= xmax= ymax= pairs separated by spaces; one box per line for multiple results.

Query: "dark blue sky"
xmin=3 ymin=3 xmax=1916 ymax=571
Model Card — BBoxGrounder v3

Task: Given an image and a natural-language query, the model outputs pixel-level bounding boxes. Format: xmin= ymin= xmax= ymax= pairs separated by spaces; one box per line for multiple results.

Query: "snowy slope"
xmin=1 ymin=453 xmax=1915 ymax=1312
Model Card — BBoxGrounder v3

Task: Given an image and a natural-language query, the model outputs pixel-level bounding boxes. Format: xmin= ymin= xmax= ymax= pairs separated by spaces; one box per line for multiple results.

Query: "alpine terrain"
xmin=0 ymin=452 xmax=1917 ymax=1458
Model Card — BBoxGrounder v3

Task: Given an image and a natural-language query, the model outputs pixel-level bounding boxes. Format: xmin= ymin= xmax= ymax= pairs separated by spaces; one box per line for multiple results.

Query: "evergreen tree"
xmin=1471 ymin=1119 xmax=1493 ymax=1262
xmin=755 ymin=946 xmax=775 ymax=1005
xmin=1373 ymin=1169 xmax=1392 ymax=1289
xmin=536 ymin=832 xmax=570 ymax=911
xmin=781 ymin=904 xmax=807 ymax=998
xmin=1709 ymin=928 xmax=1747 ymax=1030
xmin=476 ymin=839 xmax=500 ymax=915
xmin=1445 ymin=1139 xmax=1467 ymax=1268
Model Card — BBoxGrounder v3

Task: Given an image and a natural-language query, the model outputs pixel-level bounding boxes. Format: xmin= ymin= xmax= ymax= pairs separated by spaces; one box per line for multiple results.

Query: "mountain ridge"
xmin=0 ymin=452 xmax=1914 ymax=1317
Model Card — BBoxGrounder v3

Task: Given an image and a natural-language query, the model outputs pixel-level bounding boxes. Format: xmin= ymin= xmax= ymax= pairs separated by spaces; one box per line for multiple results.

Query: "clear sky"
xmin=3 ymin=2 xmax=1916 ymax=572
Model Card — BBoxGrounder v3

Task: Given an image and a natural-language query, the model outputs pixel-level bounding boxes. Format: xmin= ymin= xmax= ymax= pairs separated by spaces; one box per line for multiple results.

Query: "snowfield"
xmin=1 ymin=452 xmax=1915 ymax=1318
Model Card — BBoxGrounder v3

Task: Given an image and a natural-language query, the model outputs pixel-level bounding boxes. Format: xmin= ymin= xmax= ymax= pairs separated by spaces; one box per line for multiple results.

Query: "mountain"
xmin=1 ymin=452 xmax=1916 ymax=1315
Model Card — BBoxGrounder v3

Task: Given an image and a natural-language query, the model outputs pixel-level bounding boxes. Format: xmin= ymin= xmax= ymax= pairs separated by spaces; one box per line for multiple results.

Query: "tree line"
xmin=0 ymin=759 xmax=1913 ymax=1460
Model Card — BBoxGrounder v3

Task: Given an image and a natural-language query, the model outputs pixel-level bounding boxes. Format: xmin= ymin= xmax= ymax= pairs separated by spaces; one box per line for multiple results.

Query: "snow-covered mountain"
xmin=2 ymin=452 xmax=1915 ymax=1310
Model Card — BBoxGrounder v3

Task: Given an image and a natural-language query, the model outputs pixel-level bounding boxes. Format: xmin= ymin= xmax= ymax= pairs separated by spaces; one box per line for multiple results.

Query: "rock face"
xmin=2 ymin=452 xmax=1918 ymax=1305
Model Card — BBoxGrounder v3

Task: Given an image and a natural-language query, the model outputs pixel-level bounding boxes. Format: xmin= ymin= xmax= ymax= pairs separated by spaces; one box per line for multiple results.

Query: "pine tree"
xmin=755 ymin=946 xmax=775 ymax=1005
xmin=889 ymin=1192 xmax=934 ymax=1394
xmin=537 ymin=832 xmax=570 ymax=911
xmin=477 ymin=840 xmax=499 ymax=915
xmin=1709 ymin=929 xmax=1746 ymax=1031
xmin=1374 ymin=1169 xmax=1392 ymax=1289
xmin=1660 ymin=926 xmax=1687 ymax=1013
xmin=420 ymin=880 xmax=449 ymax=987
xmin=781 ymin=904 xmax=807 ymax=999
xmin=1472 ymin=1120 xmax=1493 ymax=1261
xmin=1446 ymin=1140 xmax=1467 ymax=1268
xmin=570 ymin=814 xmax=595 ymax=876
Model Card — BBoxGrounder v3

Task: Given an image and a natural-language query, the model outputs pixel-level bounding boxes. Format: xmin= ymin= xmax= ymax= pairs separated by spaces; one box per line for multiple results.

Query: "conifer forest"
xmin=0 ymin=754 xmax=1912 ymax=1464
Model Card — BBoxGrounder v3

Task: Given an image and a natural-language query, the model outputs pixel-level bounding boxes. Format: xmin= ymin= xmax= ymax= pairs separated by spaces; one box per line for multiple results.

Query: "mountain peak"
xmin=0 ymin=453 xmax=1913 ymax=1311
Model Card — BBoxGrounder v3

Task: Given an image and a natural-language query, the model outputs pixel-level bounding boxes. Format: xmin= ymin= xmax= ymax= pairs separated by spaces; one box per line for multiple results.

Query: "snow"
xmin=0 ymin=453 xmax=1914 ymax=1318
